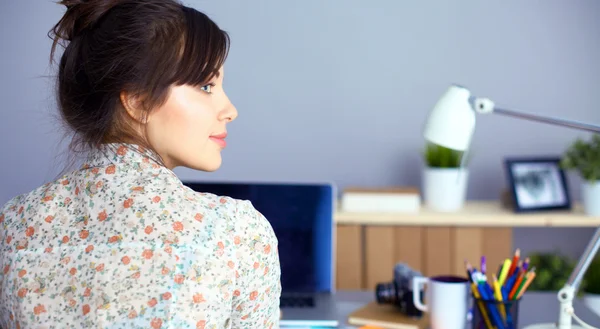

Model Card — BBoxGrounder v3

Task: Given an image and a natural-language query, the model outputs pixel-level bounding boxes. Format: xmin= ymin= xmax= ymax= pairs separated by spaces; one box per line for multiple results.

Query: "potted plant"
xmin=582 ymin=256 xmax=600 ymax=316
xmin=527 ymin=251 xmax=585 ymax=296
xmin=422 ymin=142 xmax=469 ymax=212
xmin=560 ymin=134 xmax=600 ymax=216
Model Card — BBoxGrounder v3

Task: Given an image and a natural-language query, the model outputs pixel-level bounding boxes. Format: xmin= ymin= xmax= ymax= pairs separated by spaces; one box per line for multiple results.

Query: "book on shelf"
xmin=341 ymin=187 xmax=420 ymax=213
xmin=348 ymin=302 xmax=429 ymax=329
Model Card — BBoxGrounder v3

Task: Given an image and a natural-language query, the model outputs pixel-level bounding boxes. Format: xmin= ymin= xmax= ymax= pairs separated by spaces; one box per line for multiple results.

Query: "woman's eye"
xmin=200 ymin=84 xmax=213 ymax=93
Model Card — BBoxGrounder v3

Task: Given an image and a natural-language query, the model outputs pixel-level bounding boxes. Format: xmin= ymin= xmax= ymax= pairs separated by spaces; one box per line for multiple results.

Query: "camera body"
xmin=375 ymin=262 xmax=424 ymax=318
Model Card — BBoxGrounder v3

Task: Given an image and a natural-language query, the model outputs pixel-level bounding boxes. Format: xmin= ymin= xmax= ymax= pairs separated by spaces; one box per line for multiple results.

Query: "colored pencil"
xmin=498 ymin=258 xmax=512 ymax=286
xmin=522 ymin=257 xmax=530 ymax=271
xmin=508 ymin=269 xmax=525 ymax=300
xmin=471 ymin=283 xmax=494 ymax=329
xmin=481 ymin=256 xmax=487 ymax=275
xmin=507 ymin=248 xmax=520 ymax=277
xmin=504 ymin=271 xmax=517 ymax=295
xmin=477 ymin=281 xmax=505 ymax=329
xmin=515 ymin=260 xmax=522 ymax=274
xmin=465 ymin=260 xmax=475 ymax=283
xmin=516 ymin=267 xmax=537 ymax=299
xmin=492 ymin=274 xmax=507 ymax=320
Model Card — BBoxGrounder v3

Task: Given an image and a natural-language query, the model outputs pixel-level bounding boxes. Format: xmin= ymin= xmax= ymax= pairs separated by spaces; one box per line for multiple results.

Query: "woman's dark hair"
xmin=48 ymin=0 xmax=230 ymax=157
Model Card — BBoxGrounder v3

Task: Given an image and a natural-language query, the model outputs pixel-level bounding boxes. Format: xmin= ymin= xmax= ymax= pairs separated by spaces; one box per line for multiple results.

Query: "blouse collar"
xmin=82 ymin=143 xmax=164 ymax=170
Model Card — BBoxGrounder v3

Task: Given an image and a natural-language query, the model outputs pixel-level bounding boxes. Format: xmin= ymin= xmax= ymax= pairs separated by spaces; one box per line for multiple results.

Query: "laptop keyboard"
xmin=279 ymin=295 xmax=315 ymax=308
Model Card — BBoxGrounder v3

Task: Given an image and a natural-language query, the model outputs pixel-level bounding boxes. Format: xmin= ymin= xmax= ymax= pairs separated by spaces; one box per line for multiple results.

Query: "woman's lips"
xmin=209 ymin=132 xmax=227 ymax=148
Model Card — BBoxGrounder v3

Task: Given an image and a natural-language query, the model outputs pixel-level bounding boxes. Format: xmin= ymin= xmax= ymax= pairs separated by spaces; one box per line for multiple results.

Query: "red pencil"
xmin=509 ymin=268 xmax=525 ymax=299
xmin=508 ymin=248 xmax=520 ymax=277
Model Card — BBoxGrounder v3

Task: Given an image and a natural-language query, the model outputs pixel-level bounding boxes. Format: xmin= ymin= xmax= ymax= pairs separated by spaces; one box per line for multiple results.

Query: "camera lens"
xmin=375 ymin=281 xmax=397 ymax=304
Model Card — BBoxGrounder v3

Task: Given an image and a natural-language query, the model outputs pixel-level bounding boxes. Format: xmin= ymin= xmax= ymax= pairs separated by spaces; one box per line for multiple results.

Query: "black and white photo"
xmin=505 ymin=157 xmax=571 ymax=212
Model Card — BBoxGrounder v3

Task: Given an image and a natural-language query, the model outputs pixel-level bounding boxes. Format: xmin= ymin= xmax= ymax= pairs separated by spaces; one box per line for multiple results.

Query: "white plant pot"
xmin=582 ymin=181 xmax=600 ymax=216
xmin=423 ymin=167 xmax=469 ymax=212
xmin=583 ymin=294 xmax=600 ymax=317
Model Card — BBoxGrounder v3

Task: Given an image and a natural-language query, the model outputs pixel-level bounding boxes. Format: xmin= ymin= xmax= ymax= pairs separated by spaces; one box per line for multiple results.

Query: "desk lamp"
xmin=423 ymin=84 xmax=600 ymax=329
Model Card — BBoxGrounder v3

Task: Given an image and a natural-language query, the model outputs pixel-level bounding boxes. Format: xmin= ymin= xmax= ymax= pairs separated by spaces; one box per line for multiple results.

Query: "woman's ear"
xmin=119 ymin=91 xmax=148 ymax=124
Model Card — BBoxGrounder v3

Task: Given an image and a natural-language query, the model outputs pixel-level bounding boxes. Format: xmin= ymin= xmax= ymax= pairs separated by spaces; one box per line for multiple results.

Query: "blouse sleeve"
xmin=232 ymin=200 xmax=282 ymax=329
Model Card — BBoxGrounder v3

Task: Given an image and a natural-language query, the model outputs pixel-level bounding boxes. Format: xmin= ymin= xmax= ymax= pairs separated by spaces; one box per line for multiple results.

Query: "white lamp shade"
xmin=423 ymin=85 xmax=476 ymax=151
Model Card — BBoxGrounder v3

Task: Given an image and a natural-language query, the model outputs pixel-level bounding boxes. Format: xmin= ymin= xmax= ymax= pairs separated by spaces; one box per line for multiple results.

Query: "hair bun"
xmin=50 ymin=0 xmax=122 ymax=43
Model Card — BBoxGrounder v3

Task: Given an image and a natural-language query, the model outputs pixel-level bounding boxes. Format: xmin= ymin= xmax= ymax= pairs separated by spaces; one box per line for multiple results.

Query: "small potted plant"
xmin=527 ymin=251 xmax=585 ymax=296
xmin=422 ymin=142 xmax=469 ymax=212
xmin=583 ymin=256 xmax=600 ymax=316
xmin=560 ymin=134 xmax=600 ymax=216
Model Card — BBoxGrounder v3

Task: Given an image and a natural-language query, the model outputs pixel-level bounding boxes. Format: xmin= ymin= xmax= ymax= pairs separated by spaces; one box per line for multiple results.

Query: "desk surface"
xmin=335 ymin=201 xmax=600 ymax=227
xmin=332 ymin=290 xmax=600 ymax=328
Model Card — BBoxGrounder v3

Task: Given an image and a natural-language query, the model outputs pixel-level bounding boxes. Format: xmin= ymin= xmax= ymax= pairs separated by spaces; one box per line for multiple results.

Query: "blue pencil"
xmin=477 ymin=281 xmax=506 ymax=329
xmin=477 ymin=273 xmax=504 ymax=329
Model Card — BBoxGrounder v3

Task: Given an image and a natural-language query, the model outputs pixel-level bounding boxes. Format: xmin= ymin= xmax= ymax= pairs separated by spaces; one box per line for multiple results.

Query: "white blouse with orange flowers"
xmin=0 ymin=143 xmax=281 ymax=329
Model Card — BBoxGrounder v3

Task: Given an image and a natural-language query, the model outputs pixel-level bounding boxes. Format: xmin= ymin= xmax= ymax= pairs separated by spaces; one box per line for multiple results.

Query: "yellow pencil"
xmin=471 ymin=283 xmax=494 ymax=329
xmin=492 ymin=274 xmax=507 ymax=320
xmin=498 ymin=258 xmax=512 ymax=286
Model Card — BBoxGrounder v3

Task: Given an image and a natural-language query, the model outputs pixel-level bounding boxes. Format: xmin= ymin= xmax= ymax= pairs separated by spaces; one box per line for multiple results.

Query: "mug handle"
xmin=412 ymin=276 xmax=429 ymax=312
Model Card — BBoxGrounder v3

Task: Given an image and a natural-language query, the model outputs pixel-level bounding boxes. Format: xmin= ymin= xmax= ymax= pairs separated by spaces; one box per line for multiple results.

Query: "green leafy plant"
xmin=583 ymin=256 xmax=600 ymax=295
xmin=423 ymin=142 xmax=466 ymax=168
xmin=527 ymin=251 xmax=586 ymax=296
xmin=560 ymin=134 xmax=600 ymax=182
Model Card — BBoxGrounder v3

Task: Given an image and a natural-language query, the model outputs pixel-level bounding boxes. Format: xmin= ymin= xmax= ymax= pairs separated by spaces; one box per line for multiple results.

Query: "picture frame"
xmin=504 ymin=157 xmax=571 ymax=212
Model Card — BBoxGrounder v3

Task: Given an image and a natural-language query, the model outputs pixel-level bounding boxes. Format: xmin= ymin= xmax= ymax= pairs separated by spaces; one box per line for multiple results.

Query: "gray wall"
xmin=1 ymin=1 xmax=599 ymax=260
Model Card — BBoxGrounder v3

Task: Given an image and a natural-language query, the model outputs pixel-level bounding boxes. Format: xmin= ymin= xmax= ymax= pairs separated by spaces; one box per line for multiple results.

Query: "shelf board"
xmin=334 ymin=201 xmax=600 ymax=227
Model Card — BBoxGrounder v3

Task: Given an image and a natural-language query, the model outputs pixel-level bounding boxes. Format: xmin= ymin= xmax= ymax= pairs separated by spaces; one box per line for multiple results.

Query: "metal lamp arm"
xmin=554 ymin=226 xmax=600 ymax=329
xmin=469 ymin=96 xmax=600 ymax=134
xmin=568 ymin=227 xmax=600 ymax=294
xmin=493 ymin=107 xmax=600 ymax=134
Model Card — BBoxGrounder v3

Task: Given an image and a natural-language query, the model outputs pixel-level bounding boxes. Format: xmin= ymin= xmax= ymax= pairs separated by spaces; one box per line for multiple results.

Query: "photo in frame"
xmin=504 ymin=157 xmax=571 ymax=212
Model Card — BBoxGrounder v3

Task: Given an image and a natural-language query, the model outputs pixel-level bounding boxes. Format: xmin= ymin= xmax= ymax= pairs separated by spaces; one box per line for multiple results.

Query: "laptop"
xmin=182 ymin=181 xmax=340 ymax=327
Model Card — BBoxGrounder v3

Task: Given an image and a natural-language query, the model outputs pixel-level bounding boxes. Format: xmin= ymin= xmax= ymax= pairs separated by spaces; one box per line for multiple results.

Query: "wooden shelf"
xmin=334 ymin=200 xmax=600 ymax=291
xmin=334 ymin=201 xmax=600 ymax=227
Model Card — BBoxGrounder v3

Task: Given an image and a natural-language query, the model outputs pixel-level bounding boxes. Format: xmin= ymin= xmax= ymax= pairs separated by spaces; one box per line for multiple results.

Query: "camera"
xmin=375 ymin=262 xmax=424 ymax=318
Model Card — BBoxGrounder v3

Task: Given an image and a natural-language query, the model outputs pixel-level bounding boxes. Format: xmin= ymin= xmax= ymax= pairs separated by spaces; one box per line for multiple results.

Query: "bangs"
xmin=173 ymin=7 xmax=230 ymax=86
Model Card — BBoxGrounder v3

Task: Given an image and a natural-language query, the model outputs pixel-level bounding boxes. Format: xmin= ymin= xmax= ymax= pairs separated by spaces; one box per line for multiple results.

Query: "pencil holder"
xmin=471 ymin=296 xmax=520 ymax=329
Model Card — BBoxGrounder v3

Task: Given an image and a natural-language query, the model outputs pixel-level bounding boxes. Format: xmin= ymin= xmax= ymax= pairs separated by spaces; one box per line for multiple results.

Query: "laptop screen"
xmin=182 ymin=181 xmax=334 ymax=293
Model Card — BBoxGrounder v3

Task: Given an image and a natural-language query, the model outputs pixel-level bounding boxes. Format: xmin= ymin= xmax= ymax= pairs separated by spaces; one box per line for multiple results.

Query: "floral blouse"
xmin=0 ymin=143 xmax=281 ymax=329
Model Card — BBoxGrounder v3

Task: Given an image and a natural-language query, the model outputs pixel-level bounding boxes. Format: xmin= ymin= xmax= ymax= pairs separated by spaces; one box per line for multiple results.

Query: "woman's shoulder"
xmin=0 ymin=181 xmax=55 ymax=224
xmin=177 ymin=184 xmax=270 ymax=226
xmin=177 ymin=184 xmax=276 ymax=238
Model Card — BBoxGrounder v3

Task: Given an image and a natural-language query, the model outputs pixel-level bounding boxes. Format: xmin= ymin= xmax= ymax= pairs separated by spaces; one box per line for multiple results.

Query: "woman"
xmin=0 ymin=0 xmax=281 ymax=328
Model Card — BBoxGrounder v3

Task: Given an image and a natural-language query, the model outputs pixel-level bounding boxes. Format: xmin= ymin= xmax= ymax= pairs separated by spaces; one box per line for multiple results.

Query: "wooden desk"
xmin=330 ymin=291 xmax=600 ymax=328
xmin=334 ymin=201 xmax=600 ymax=291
